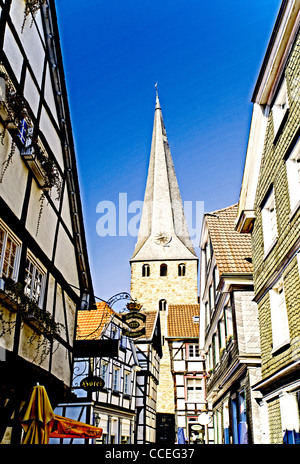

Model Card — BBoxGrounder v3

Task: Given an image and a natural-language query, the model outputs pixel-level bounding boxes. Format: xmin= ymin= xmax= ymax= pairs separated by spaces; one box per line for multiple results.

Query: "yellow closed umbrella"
xmin=20 ymin=385 xmax=55 ymax=444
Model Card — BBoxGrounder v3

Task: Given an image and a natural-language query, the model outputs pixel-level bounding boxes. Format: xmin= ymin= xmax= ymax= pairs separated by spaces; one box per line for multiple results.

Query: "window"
xmin=159 ymin=299 xmax=167 ymax=311
xmin=224 ymin=306 xmax=233 ymax=340
xmin=188 ymin=343 xmax=199 ymax=358
xmin=120 ymin=335 xmax=127 ymax=349
xmin=142 ymin=264 xmax=150 ymax=277
xmin=24 ymin=255 xmax=46 ymax=307
xmin=273 ymin=79 xmax=289 ymax=137
xmin=178 ymin=263 xmax=186 ymax=276
xmin=269 ymin=279 xmax=290 ymax=352
xmin=124 ymin=371 xmax=131 ymax=395
xmin=160 ymin=264 xmax=167 ymax=276
xmin=286 ymin=137 xmax=300 ymax=213
xmin=261 ymin=188 xmax=277 ymax=254
xmin=100 ymin=361 xmax=108 ymax=386
xmin=186 ymin=378 xmax=202 ymax=401
xmin=0 ymin=223 xmax=21 ymax=281
xmin=113 ymin=366 xmax=120 ymax=391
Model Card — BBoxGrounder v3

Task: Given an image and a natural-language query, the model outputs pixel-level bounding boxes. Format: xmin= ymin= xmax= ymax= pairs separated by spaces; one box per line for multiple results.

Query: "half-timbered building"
xmin=51 ymin=302 xmax=140 ymax=444
xmin=134 ymin=310 xmax=162 ymax=444
xmin=167 ymin=304 xmax=206 ymax=444
xmin=0 ymin=0 xmax=94 ymax=444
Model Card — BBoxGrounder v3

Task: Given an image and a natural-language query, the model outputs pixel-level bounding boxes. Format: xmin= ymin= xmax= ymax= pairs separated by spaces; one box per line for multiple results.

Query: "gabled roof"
xmin=131 ymin=92 xmax=197 ymax=262
xmin=204 ymin=203 xmax=253 ymax=275
xmin=167 ymin=304 xmax=200 ymax=338
xmin=76 ymin=302 xmax=119 ymax=340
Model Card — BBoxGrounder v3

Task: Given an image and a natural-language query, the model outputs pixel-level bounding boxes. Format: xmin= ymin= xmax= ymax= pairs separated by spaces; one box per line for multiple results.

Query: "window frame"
xmin=178 ymin=263 xmax=186 ymax=277
xmin=272 ymin=78 xmax=289 ymax=139
xmin=286 ymin=137 xmax=300 ymax=216
xmin=142 ymin=263 xmax=150 ymax=277
xmin=261 ymin=188 xmax=278 ymax=256
xmin=269 ymin=278 xmax=290 ymax=353
xmin=24 ymin=253 xmax=46 ymax=308
xmin=185 ymin=376 xmax=203 ymax=402
xmin=0 ymin=221 xmax=21 ymax=281
xmin=160 ymin=263 xmax=167 ymax=277
xmin=187 ymin=343 xmax=199 ymax=359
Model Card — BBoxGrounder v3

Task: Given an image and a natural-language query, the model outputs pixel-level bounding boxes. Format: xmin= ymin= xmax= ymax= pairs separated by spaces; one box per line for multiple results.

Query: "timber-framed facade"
xmin=0 ymin=0 xmax=94 ymax=444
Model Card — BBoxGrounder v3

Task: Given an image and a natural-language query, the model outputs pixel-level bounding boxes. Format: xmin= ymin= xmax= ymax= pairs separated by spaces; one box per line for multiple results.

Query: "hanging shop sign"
xmin=80 ymin=375 xmax=104 ymax=392
xmin=122 ymin=300 xmax=146 ymax=338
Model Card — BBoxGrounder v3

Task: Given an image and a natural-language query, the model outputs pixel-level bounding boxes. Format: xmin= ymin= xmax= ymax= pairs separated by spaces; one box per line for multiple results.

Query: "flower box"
xmin=21 ymin=146 xmax=51 ymax=190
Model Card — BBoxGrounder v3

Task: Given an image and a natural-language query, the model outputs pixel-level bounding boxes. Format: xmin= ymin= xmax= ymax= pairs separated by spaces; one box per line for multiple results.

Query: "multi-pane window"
xmin=188 ymin=343 xmax=199 ymax=358
xmin=269 ymin=278 xmax=290 ymax=352
xmin=112 ymin=366 xmax=120 ymax=391
xmin=0 ymin=223 xmax=21 ymax=280
xmin=286 ymin=137 xmax=300 ymax=213
xmin=24 ymin=256 xmax=46 ymax=307
xmin=186 ymin=378 xmax=202 ymax=401
xmin=261 ymin=188 xmax=277 ymax=254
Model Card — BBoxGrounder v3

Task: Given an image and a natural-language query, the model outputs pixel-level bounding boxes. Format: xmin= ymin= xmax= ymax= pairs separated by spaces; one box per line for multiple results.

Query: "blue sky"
xmin=55 ymin=0 xmax=281 ymax=303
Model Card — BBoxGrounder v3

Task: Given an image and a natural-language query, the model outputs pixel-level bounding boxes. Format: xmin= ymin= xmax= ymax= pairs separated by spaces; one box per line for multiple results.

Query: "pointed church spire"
xmin=131 ymin=91 xmax=197 ymax=261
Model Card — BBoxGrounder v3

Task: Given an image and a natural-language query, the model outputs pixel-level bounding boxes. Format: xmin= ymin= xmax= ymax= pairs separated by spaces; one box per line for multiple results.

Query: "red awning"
xmin=49 ymin=415 xmax=103 ymax=439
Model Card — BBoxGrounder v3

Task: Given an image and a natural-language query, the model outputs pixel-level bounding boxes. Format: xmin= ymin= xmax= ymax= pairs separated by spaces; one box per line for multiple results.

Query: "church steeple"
xmin=131 ymin=89 xmax=197 ymax=262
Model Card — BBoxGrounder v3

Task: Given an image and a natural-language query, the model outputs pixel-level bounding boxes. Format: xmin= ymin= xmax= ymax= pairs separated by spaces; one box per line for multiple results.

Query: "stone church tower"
xmin=130 ymin=90 xmax=198 ymax=442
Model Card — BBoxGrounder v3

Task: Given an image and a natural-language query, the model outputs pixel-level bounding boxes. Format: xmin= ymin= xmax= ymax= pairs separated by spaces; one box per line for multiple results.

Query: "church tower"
xmin=130 ymin=90 xmax=198 ymax=442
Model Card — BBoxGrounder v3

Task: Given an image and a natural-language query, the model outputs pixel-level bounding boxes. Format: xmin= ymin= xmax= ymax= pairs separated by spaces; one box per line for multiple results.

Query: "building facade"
xmin=200 ymin=204 xmax=262 ymax=444
xmin=236 ymin=0 xmax=300 ymax=444
xmin=51 ymin=302 xmax=139 ymax=444
xmin=167 ymin=304 xmax=206 ymax=444
xmin=0 ymin=0 xmax=94 ymax=444
xmin=130 ymin=91 xmax=198 ymax=443
xmin=134 ymin=310 xmax=162 ymax=444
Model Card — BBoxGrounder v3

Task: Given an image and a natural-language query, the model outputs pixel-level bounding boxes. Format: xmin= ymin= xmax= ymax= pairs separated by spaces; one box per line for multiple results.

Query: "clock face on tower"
xmin=154 ymin=233 xmax=172 ymax=246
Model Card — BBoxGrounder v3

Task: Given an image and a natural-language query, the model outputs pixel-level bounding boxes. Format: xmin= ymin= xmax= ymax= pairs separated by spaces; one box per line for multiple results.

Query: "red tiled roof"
xmin=167 ymin=304 xmax=200 ymax=338
xmin=76 ymin=301 xmax=119 ymax=340
xmin=205 ymin=203 xmax=253 ymax=275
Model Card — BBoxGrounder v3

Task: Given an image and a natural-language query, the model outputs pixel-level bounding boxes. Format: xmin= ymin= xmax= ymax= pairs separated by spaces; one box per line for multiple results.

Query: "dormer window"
xmin=142 ymin=263 xmax=150 ymax=277
xmin=178 ymin=263 xmax=186 ymax=276
xmin=160 ymin=264 xmax=167 ymax=276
